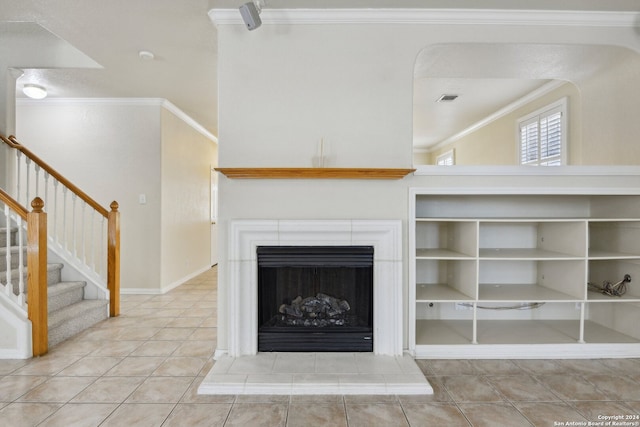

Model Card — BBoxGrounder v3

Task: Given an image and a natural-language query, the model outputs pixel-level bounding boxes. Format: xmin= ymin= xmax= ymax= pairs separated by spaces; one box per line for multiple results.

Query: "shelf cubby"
xmin=415 ymin=220 xmax=477 ymax=258
xmin=478 ymin=260 xmax=586 ymax=300
xmin=587 ymin=259 xmax=640 ymax=300
xmin=584 ymin=301 xmax=640 ymax=343
xmin=588 ymin=221 xmax=640 ymax=259
xmin=416 ymin=259 xmax=477 ymax=300
xmin=479 ymin=221 xmax=586 ymax=258
xmin=476 ymin=319 xmax=581 ymax=345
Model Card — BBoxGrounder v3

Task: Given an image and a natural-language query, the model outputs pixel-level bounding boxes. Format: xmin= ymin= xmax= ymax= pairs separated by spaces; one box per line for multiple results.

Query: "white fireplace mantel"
xmin=226 ymin=219 xmax=403 ymax=357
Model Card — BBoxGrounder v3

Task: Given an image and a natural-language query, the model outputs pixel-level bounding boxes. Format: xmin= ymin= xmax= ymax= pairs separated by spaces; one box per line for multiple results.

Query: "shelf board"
xmin=588 ymin=249 xmax=640 ymax=259
xmin=586 ymin=290 xmax=640 ymax=301
xmin=215 ymin=167 xmax=416 ymax=179
xmin=583 ymin=320 xmax=640 ymax=343
xmin=416 ymin=249 xmax=475 ymax=259
xmin=476 ymin=320 xmax=580 ymax=344
xmin=479 ymin=248 xmax=582 ymax=260
xmin=415 ymin=319 xmax=473 ymax=345
xmin=416 ymin=283 xmax=475 ymax=301
xmin=478 ymin=283 xmax=581 ymax=301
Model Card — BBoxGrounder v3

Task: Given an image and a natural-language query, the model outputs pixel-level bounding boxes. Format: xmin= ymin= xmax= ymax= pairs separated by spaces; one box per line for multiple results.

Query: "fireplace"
xmin=224 ymin=219 xmax=402 ymax=357
xmin=257 ymin=246 xmax=374 ymax=352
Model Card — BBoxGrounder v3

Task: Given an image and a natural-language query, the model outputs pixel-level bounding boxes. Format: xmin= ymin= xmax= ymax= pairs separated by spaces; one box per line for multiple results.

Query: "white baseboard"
xmin=160 ymin=265 xmax=212 ymax=294
xmin=120 ymin=288 xmax=163 ymax=295
xmin=120 ymin=265 xmax=212 ymax=295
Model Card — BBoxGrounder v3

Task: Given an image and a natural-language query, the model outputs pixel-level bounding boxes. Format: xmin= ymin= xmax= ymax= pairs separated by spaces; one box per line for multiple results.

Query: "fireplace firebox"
xmin=257 ymin=246 xmax=374 ymax=352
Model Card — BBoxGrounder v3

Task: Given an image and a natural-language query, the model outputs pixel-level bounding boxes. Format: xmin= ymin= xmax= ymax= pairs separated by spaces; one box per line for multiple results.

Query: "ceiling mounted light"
xmin=437 ymin=94 xmax=459 ymax=102
xmin=239 ymin=1 xmax=263 ymax=31
xmin=138 ymin=50 xmax=155 ymax=61
xmin=22 ymin=84 xmax=47 ymax=99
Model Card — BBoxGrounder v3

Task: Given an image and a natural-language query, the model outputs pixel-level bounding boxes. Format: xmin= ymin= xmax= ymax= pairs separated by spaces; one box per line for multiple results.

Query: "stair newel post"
xmin=27 ymin=197 xmax=48 ymax=356
xmin=107 ymin=201 xmax=120 ymax=317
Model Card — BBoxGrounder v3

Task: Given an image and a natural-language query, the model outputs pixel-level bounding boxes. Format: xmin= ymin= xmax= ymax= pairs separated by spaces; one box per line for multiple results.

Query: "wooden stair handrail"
xmin=0 ymin=187 xmax=28 ymax=219
xmin=1 ymin=135 xmax=109 ymax=218
xmin=1 ymin=134 xmax=120 ymax=321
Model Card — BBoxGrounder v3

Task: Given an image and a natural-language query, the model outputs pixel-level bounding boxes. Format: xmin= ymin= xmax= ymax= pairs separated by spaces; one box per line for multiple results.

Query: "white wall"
xmin=160 ymin=108 xmax=217 ymax=291
xmin=16 ymin=100 xmax=216 ymax=293
xmin=214 ymin=18 xmax=640 ymax=352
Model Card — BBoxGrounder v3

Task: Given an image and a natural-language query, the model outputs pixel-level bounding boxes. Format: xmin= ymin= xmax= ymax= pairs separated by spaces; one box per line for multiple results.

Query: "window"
xmin=518 ymin=98 xmax=567 ymax=166
xmin=436 ymin=149 xmax=455 ymax=166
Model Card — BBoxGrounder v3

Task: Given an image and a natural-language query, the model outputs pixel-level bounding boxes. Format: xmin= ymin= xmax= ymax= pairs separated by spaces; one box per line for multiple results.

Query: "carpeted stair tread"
xmin=3 ymin=263 xmax=63 ymax=294
xmin=47 ymin=281 xmax=86 ymax=313
xmin=48 ymin=299 xmax=109 ymax=347
xmin=0 ymin=246 xmax=27 ymax=270
xmin=48 ymin=281 xmax=86 ymax=297
xmin=49 ymin=299 xmax=108 ymax=329
xmin=0 ymin=227 xmax=18 ymax=247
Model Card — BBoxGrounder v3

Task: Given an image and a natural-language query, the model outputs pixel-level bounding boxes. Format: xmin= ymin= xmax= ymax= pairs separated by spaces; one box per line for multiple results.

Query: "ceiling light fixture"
xmin=239 ymin=1 xmax=264 ymax=31
xmin=138 ymin=50 xmax=155 ymax=61
xmin=22 ymin=84 xmax=47 ymax=99
xmin=437 ymin=94 xmax=459 ymax=102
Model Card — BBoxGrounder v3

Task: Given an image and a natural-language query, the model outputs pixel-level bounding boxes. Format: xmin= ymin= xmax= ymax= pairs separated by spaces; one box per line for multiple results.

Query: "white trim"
xmin=227 ymin=219 xmax=403 ymax=357
xmin=415 ymin=343 xmax=640 ymax=359
xmin=413 ymin=165 xmax=640 ymax=177
xmin=160 ymin=265 xmax=212 ymax=294
xmin=410 ymin=186 xmax=640 ymax=196
xmin=424 ymin=80 xmax=567 ymax=153
xmin=161 ymin=100 xmax=218 ymax=143
xmin=16 ymin=98 xmax=218 ymax=143
xmin=120 ymin=288 xmax=164 ymax=295
xmin=0 ymin=293 xmax=31 ymax=359
xmin=209 ymin=8 xmax=638 ymax=28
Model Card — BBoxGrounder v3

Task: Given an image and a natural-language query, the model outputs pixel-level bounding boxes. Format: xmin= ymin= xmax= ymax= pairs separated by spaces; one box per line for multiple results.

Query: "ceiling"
xmin=2 ymin=0 xmax=639 ymax=149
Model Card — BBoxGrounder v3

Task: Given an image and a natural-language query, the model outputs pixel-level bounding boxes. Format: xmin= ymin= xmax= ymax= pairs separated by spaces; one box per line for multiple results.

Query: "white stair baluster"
xmin=25 ymin=157 xmax=31 ymax=206
xmin=81 ymin=202 xmax=86 ymax=264
xmin=16 ymin=215 xmax=25 ymax=307
xmin=16 ymin=151 xmax=22 ymax=204
xmin=90 ymin=209 xmax=96 ymax=271
xmin=53 ymin=179 xmax=59 ymax=244
xmin=3 ymin=204 xmax=12 ymax=298
xmin=100 ymin=216 xmax=106 ymax=278
xmin=72 ymin=193 xmax=77 ymax=258
xmin=62 ymin=187 xmax=68 ymax=250
xmin=43 ymin=171 xmax=50 ymax=212
xmin=34 ymin=164 xmax=41 ymax=198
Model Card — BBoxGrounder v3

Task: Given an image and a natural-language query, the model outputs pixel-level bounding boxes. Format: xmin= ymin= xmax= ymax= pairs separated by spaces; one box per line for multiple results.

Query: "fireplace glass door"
xmin=257 ymin=246 xmax=374 ymax=352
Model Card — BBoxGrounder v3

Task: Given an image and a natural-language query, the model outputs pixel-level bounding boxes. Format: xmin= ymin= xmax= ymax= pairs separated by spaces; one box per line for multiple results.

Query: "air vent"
xmin=437 ymin=94 xmax=459 ymax=102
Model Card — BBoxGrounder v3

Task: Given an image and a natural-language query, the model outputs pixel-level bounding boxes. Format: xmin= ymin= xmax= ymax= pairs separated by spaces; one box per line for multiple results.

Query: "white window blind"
xmin=436 ymin=149 xmax=455 ymax=166
xmin=518 ymin=99 xmax=566 ymax=166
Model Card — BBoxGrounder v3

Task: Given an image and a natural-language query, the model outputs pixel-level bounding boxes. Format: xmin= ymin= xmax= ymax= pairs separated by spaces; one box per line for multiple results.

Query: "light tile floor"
xmin=0 ymin=266 xmax=639 ymax=426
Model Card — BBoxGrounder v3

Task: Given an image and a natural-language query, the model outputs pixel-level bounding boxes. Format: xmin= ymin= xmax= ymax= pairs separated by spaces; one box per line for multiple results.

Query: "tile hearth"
xmin=198 ymin=352 xmax=433 ymax=395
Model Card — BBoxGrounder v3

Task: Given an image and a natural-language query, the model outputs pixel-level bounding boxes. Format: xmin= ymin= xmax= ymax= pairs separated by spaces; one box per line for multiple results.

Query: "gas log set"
xmin=278 ymin=293 xmax=351 ymax=327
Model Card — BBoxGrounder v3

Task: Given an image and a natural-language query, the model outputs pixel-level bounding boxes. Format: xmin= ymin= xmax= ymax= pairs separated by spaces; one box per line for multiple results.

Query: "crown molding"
xmin=16 ymin=98 xmax=218 ymax=143
xmin=209 ymin=8 xmax=639 ymax=27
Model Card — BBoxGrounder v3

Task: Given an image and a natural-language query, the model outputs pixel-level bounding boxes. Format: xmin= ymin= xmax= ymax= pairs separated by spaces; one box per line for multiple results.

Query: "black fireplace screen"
xmin=257 ymin=246 xmax=374 ymax=352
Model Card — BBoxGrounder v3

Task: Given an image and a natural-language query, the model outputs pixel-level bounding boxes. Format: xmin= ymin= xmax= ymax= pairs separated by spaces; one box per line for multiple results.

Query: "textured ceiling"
xmin=2 ymin=1 xmax=638 ymax=147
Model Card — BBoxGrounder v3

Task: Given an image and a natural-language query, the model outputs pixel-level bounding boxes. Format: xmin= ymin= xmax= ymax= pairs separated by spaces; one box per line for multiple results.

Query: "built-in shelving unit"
xmin=409 ymin=192 xmax=640 ymax=359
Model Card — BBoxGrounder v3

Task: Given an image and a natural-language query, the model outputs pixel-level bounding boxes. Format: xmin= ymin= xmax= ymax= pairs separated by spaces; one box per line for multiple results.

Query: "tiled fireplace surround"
xmin=199 ymin=220 xmax=433 ymax=395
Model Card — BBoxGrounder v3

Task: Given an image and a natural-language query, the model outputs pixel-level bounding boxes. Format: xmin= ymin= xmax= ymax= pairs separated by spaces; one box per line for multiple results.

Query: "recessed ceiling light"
xmin=437 ymin=94 xmax=459 ymax=102
xmin=23 ymin=84 xmax=47 ymax=99
xmin=138 ymin=50 xmax=155 ymax=61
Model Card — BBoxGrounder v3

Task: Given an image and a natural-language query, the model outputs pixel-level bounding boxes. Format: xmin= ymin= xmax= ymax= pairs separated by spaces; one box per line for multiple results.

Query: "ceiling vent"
xmin=437 ymin=94 xmax=459 ymax=102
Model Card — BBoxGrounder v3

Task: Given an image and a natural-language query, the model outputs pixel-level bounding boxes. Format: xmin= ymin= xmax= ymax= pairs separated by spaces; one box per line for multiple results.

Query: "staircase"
xmin=1 ymin=226 xmax=108 ymax=347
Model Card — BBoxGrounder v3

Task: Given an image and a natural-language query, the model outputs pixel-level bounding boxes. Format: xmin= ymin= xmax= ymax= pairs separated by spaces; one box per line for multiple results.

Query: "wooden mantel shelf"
xmin=215 ymin=167 xmax=416 ymax=180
